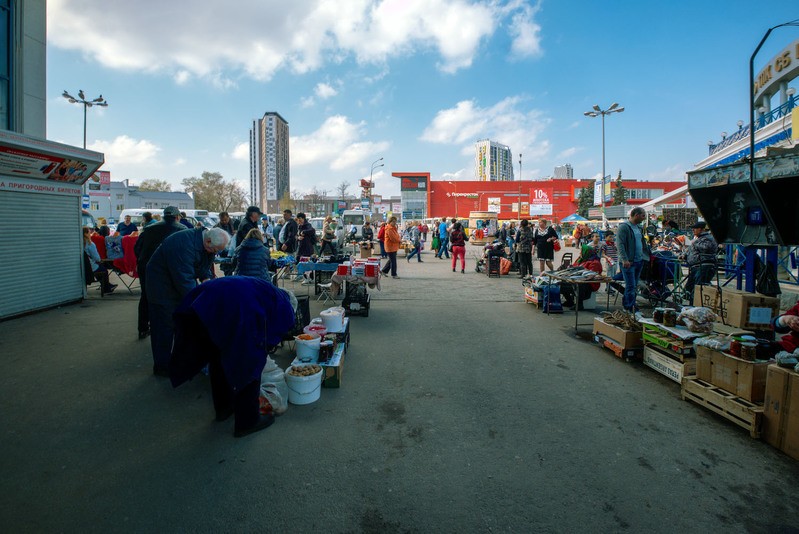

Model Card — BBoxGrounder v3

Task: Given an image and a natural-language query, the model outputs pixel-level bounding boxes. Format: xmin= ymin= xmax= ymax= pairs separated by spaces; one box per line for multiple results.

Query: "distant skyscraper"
xmin=250 ymin=112 xmax=290 ymax=213
xmin=554 ymin=164 xmax=573 ymax=179
xmin=475 ymin=139 xmax=514 ymax=181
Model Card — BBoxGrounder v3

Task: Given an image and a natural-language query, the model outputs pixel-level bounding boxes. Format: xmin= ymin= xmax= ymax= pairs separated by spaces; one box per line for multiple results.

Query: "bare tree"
xmin=303 ymin=186 xmax=329 ymax=217
xmin=336 ymin=180 xmax=351 ymax=199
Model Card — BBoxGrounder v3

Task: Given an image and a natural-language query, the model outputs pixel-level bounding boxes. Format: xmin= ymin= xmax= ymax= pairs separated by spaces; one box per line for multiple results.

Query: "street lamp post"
xmin=369 ymin=157 xmax=384 ymax=215
xmin=584 ymin=103 xmax=624 ymax=226
xmin=518 ymin=153 xmax=523 ymax=218
xmin=63 ymin=90 xmax=108 ymax=197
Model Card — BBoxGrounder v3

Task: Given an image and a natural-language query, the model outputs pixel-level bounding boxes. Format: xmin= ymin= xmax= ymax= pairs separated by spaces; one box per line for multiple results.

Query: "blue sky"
xmin=45 ymin=1 xmax=797 ymax=199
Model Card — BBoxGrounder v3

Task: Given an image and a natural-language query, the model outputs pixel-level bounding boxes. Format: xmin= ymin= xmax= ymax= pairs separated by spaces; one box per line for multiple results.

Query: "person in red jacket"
xmin=774 ymin=302 xmax=799 ymax=352
xmin=377 ymin=221 xmax=387 ymax=258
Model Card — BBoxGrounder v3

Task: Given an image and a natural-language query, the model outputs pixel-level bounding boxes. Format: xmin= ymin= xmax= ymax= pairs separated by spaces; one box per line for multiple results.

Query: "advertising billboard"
xmin=529 ymin=186 xmax=553 ymax=216
xmin=400 ymin=175 xmax=427 ymax=191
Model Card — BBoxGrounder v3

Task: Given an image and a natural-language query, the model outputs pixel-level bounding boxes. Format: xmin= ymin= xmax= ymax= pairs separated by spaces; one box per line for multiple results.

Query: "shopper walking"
xmin=534 ymin=218 xmax=558 ymax=273
xmin=516 ymin=219 xmax=534 ymax=278
xmin=377 ymin=222 xmax=387 ymax=258
xmin=617 ymin=207 xmax=648 ymax=312
xmin=436 ymin=218 xmax=450 ymax=259
xmin=450 ymin=222 xmax=467 ymax=273
xmin=406 ymin=222 xmax=423 ymax=263
xmin=381 ymin=216 xmax=401 ymax=278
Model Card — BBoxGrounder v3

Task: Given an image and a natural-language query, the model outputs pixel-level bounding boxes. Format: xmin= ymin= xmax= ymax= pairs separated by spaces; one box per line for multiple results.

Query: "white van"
xmin=117 ymin=208 xmax=164 ymax=231
xmin=341 ymin=209 xmax=369 ymax=236
xmin=183 ymin=209 xmax=215 ymax=228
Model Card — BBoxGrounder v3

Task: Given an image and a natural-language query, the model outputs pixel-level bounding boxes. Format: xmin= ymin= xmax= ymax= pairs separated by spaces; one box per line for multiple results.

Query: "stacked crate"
xmin=640 ymin=318 xmax=700 ymax=384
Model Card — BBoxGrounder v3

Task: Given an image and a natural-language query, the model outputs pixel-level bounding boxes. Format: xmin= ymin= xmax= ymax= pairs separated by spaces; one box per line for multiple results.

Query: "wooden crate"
xmin=594 ymin=334 xmax=642 ymax=361
xmin=681 ymin=376 xmax=763 ymax=438
xmin=643 ymin=345 xmax=696 ymax=384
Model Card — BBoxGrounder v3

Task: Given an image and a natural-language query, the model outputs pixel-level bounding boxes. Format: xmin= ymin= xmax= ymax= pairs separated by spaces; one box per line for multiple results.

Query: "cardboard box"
xmin=694 ymin=345 xmax=769 ymax=403
xmin=320 ymin=343 xmax=345 ymax=388
xmin=763 ymin=364 xmax=799 ymax=460
xmin=693 ymin=286 xmax=780 ymax=330
xmin=593 ymin=317 xmax=643 ymax=349
xmin=643 ymin=345 xmax=696 ymax=384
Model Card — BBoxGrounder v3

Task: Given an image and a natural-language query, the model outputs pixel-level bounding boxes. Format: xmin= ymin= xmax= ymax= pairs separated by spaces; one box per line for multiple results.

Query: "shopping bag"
xmin=553 ymin=240 xmax=561 ymax=252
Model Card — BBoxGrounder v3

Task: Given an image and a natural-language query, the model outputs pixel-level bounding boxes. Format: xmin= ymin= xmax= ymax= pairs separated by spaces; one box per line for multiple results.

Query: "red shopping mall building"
xmin=422 ymin=178 xmax=686 ymax=222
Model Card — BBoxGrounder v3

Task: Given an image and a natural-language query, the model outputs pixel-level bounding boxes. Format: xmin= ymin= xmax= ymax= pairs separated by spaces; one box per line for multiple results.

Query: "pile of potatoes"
xmin=287 ymin=364 xmax=321 ymax=377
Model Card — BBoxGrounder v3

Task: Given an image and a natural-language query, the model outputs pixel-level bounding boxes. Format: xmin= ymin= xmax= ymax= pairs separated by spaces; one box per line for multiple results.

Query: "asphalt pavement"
xmin=1 ymin=246 xmax=798 ymax=533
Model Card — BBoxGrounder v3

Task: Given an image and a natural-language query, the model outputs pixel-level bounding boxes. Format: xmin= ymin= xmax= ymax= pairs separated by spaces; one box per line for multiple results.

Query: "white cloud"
xmin=645 ymin=164 xmax=687 ymax=182
xmin=557 ymin=147 xmax=580 ymax=159
xmin=441 ymin=168 xmax=469 ymax=180
xmin=315 ymin=82 xmax=338 ymax=99
xmin=88 ymin=135 xmax=160 ymax=166
xmin=231 ymin=142 xmax=249 ymax=161
xmin=300 ymin=96 xmax=316 ymax=108
xmin=174 ymin=157 xmax=187 ymax=166
xmin=290 ymin=115 xmax=390 ymax=170
xmin=420 ymin=96 xmax=551 ymax=162
xmin=47 ymin=0 xmax=543 ymax=82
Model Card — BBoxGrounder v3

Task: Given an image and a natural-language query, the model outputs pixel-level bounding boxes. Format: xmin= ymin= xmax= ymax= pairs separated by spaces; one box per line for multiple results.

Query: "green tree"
xmin=137 ymin=179 xmax=172 ymax=192
xmin=612 ymin=169 xmax=627 ymax=205
xmin=181 ymin=171 xmax=248 ymax=212
xmin=577 ymin=185 xmax=594 ymax=218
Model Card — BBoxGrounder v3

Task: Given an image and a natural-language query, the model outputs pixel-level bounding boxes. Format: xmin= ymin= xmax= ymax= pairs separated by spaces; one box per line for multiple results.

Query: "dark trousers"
xmin=684 ymin=264 xmax=716 ymax=299
xmin=209 ymin=353 xmax=260 ymax=431
xmin=518 ymin=251 xmax=533 ymax=277
xmin=137 ymin=270 xmax=149 ymax=334
xmin=320 ymin=240 xmax=336 ymax=255
xmin=149 ymin=300 xmax=177 ymax=370
xmin=379 ymin=240 xmax=386 ymax=258
xmin=407 ymin=243 xmax=422 ymax=261
xmin=382 ymin=252 xmax=398 ymax=276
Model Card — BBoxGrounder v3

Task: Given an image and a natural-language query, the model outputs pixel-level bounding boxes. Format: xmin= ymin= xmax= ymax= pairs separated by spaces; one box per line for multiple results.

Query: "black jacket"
xmin=297 ymin=221 xmax=316 ymax=257
xmin=236 ymin=218 xmax=260 ymax=247
xmin=133 ymin=219 xmax=186 ymax=275
xmin=281 ymin=218 xmax=298 ymax=253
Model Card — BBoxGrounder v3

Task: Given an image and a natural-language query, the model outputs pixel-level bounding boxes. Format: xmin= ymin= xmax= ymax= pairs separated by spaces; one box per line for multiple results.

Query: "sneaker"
xmin=461 ymin=269 xmax=465 ymax=274
xmin=392 ymin=275 xmax=400 ymax=279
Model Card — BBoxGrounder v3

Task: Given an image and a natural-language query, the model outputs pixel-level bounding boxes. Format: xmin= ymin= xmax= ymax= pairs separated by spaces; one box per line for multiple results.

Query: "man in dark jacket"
xmin=296 ymin=212 xmax=316 ymax=257
xmin=683 ymin=221 xmax=718 ymax=298
xmin=146 ymin=227 xmax=230 ymax=376
xmin=235 ymin=206 xmax=262 ymax=247
xmin=616 ymin=207 xmax=648 ymax=312
xmin=280 ymin=209 xmax=298 ymax=253
xmin=133 ymin=206 xmax=186 ymax=339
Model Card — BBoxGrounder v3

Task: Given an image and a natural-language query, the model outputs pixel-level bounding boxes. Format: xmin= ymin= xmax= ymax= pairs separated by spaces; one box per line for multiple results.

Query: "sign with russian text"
xmin=487 ymin=197 xmax=501 ymax=213
xmin=0 ymin=176 xmax=82 ymax=196
xmin=0 ymin=130 xmax=104 ymax=185
xmin=529 ymin=186 xmax=553 ymax=216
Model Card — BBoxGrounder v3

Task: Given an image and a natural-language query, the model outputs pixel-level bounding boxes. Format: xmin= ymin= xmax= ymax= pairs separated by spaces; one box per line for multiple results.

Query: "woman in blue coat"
xmin=233 ymin=228 xmax=273 ymax=282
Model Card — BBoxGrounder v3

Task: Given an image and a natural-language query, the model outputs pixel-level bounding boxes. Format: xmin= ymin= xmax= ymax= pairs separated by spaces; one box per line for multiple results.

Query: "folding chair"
xmin=559 ymin=252 xmax=573 ymax=270
xmin=105 ymin=234 xmax=139 ymax=294
xmin=316 ymin=282 xmax=336 ymax=305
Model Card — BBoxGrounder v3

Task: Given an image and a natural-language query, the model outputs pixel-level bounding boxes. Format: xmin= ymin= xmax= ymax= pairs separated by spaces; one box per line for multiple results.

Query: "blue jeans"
xmin=621 ymin=260 xmax=643 ymax=311
xmin=407 ymin=243 xmax=422 ymax=261
xmin=437 ymin=236 xmax=450 ymax=258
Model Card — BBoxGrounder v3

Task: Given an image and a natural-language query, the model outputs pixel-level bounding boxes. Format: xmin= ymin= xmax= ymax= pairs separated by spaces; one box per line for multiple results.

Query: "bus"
xmin=183 ymin=209 xmax=215 ymax=228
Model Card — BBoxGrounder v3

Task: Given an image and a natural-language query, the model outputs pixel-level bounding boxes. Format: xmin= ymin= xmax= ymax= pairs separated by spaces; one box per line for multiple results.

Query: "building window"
xmin=0 ymin=0 xmax=12 ymax=130
xmin=116 ymin=194 xmax=123 ymax=200
xmin=90 ymin=201 xmax=99 ymax=210
xmin=116 ymin=204 xmax=124 ymax=211
xmin=144 ymin=202 xmax=153 ymax=208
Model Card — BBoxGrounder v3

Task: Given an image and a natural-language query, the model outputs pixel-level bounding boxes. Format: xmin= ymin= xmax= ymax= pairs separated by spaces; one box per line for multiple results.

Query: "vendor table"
xmin=542 ymin=272 xmax=614 ymax=336
xmin=330 ymin=273 xmax=380 ymax=295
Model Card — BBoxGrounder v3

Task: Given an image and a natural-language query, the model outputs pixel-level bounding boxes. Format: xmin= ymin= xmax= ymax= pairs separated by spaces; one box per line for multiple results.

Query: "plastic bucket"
xmin=284 ymin=365 xmax=323 ymax=405
xmin=304 ymin=323 xmax=328 ymax=337
xmin=295 ymin=334 xmax=321 ymax=363
xmin=320 ymin=307 xmax=345 ymax=331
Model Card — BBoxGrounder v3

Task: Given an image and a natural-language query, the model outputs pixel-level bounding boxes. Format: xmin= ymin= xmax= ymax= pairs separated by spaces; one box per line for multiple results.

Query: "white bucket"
xmin=320 ymin=306 xmax=345 ymax=331
xmin=284 ymin=365 xmax=323 ymax=405
xmin=295 ymin=334 xmax=321 ymax=363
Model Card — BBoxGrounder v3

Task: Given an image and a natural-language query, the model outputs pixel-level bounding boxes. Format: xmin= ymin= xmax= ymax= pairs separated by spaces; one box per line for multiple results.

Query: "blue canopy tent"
xmin=561 ymin=213 xmax=588 ymax=223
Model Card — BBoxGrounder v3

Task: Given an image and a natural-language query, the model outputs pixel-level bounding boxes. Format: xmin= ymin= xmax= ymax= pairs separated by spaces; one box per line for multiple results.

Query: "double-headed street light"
xmin=369 ymin=157 xmax=384 ymax=214
xmin=62 ymin=90 xmax=108 ymax=149
xmin=584 ymin=102 xmax=624 ymax=226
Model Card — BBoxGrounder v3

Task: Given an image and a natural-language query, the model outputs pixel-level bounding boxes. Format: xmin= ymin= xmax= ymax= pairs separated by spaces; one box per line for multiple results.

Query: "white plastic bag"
xmin=259 ymin=357 xmax=288 ymax=415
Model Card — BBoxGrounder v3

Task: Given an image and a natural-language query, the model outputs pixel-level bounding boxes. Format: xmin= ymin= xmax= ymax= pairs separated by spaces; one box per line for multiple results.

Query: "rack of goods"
xmin=593 ymin=311 xmax=643 ymax=361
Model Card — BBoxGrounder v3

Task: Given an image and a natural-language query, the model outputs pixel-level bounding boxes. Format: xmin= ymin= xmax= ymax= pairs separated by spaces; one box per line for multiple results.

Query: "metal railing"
xmin=708 ymin=95 xmax=796 ymax=155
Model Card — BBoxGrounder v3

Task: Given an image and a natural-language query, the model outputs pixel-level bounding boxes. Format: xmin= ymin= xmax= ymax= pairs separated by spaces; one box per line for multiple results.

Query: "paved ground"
xmin=2 ymin=246 xmax=799 ymax=533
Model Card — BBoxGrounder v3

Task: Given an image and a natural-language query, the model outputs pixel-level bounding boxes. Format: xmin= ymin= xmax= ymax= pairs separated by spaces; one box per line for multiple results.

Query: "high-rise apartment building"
xmin=475 ymin=139 xmax=514 ymax=181
xmin=249 ymin=112 xmax=289 ymax=213
xmin=554 ymin=164 xmax=573 ymax=179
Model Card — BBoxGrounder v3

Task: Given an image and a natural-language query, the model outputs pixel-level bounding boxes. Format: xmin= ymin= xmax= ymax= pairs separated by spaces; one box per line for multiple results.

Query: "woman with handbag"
xmin=516 ymin=219 xmax=534 ymax=278
xmin=534 ymin=219 xmax=558 ymax=274
xmin=449 ymin=222 xmax=468 ymax=273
